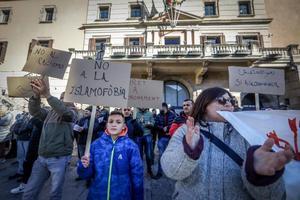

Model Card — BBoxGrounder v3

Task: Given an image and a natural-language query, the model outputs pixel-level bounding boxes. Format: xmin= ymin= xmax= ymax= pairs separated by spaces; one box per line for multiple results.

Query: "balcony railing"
xmin=70 ymin=44 xmax=299 ymax=60
xmin=259 ymin=47 xmax=288 ymax=58
xmin=211 ymin=44 xmax=251 ymax=57
xmin=153 ymin=45 xmax=203 ymax=57
xmin=111 ymin=45 xmax=146 ymax=57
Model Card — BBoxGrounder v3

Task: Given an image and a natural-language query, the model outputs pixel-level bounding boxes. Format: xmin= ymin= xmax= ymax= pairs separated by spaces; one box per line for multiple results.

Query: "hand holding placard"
xmin=30 ymin=79 xmax=51 ymax=99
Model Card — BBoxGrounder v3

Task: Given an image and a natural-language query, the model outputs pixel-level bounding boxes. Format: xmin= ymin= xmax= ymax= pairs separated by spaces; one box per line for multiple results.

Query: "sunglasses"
xmin=216 ymin=97 xmax=236 ymax=106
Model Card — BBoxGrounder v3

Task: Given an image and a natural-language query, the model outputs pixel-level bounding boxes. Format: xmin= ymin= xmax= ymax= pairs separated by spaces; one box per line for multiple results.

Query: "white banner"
xmin=128 ymin=79 xmax=163 ymax=108
xmin=23 ymin=46 xmax=71 ymax=79
xmin=64 ymin=59 xmax=131 ymax=107
xmin=218 ymin=110 xmax=300 ymax=200
xmin=228 ymin=66 xmax=285 ymax=95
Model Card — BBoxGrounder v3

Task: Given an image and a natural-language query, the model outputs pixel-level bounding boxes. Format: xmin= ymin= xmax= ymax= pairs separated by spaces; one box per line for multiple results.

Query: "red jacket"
xmin=169 ymin=112 xmax=188 ymax=137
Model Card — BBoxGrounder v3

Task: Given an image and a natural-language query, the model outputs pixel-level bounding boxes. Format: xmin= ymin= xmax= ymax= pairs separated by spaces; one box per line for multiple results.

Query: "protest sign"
xmin=23 ymin=46 xmax=71 ymax=79
xmin=128 ymin=79 xmax=163 ymax=108
xmin=7 ymin=76 xmax=49 ymax=98
xmin=228 ymin=66 xmax=285 ymax=95
xmin=218 ymin=110 xmax=300 ymax=200
xmin=64 ymin=58 xmax=132 ymax=108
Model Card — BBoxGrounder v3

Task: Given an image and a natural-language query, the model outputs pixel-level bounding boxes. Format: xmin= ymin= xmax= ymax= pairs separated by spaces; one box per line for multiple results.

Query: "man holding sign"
xmin=23 ymin=79 xmax=77 ymax=200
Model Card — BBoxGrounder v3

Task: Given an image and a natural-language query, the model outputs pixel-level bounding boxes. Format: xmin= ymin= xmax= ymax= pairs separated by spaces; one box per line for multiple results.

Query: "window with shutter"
xmin=0 ymin=41 xmax=8 ymax=64
xmin=238 ymin=1 xmax=254 ymax=16
xmin=88 ymin=38 xmax=96 ymax=51
xmin=139 ymin=37 xmax=144 ymax=46
xmin=165 ymin=37 xmax=180 ymax=45
xmin=124 ymin=38 xmax=129 ymax=46
xmin=201 ymin=35 xmax=223 ymax=45
xmin=131 ymin=5 xmax=142 ymax=18
xmin=129 ymin=38 xmax=140 ymax=46
xmin=236 ymin=35 xmax=243 ymax=44
xmin=0 ymin=9 xmax=11 ymax=24
xmin=98 ymin=5 xmax=111 ymax=21
xmin=200 ymin=36 xmax=207 ymax=46
xmin=240 ymin=35 xmax=259 ymax=46
xmin=204 ymin=1 xmax=219 ymax=17
xmin=40 ymin=5 xmax=56 ymax=23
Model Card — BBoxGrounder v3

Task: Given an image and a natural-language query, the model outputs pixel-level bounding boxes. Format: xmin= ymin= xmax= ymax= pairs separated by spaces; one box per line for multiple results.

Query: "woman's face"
xmin=107 ymin=115 xmax=125 ymax=135
xmin=205 ymin=93 xmax=234 ymax=122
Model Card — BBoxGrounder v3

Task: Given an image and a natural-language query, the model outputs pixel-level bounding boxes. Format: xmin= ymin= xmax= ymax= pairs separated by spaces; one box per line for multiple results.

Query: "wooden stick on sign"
xmin=255 ymin=93 xmax=260 ymax=111
xmin=84 ymin=43 xmax=105 ymax=156
xmin=84 ymin=105 xmax=97 ymax=156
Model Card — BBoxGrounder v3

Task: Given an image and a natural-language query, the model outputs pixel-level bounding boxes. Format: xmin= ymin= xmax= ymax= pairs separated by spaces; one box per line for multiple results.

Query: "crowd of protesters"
xmin=0 ymin=79 xmax=295 ymax=200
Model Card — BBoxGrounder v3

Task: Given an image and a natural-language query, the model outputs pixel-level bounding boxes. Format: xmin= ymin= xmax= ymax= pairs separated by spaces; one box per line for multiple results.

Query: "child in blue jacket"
xmin=77 ymin=111 xmax=144 ymax=200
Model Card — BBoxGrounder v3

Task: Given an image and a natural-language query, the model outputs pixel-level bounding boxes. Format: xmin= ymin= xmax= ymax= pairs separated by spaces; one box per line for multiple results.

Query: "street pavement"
xmin=0 ymin=147 xmax=175 ymax=200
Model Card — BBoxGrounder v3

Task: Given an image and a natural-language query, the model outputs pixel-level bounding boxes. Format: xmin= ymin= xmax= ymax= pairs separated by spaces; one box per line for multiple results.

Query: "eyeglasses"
xmin=216 ymin=97 xmax=236 ymax=106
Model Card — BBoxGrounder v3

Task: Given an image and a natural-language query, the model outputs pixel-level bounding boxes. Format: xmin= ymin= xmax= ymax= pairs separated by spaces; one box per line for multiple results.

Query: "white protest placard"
xmin=64 ymin=58 xmax=131 ymax=108
xmin=218 ymin=110 xmax=300 ymax=200
xmin=228 ymin=66 xmax=285 ymax=95
xmin=128 ymin=79 xmax=163 ymax=108
xmin=7 ymin=76 xmax=49 ymax=98
xmin=23 ymin=46 xmax=71 ymax=79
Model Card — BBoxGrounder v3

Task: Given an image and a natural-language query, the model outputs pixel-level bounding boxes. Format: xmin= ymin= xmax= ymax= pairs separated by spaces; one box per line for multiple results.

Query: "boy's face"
xmin=107 ymin=115 xmax=125 ymax=135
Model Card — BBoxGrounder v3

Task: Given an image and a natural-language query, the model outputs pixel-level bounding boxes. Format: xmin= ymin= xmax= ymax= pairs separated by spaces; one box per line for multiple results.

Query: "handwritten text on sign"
xmin=7 ymin=76 xmax=49 ymax=98
xmin=228 ymin=66 xmax=285 ymax=95
xmin=64 ymin=59 xmax=131 ymax=107
xmin=23 ymin=46 xmax=71 ymax=79
xmin=128 ymin=79 xmax=164 ymax=108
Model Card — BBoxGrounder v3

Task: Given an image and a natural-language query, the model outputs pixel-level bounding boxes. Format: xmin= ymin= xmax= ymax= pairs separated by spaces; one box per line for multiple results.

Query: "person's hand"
xmin=185 ymin=117 xmax=200 ymax=149
xmin=253 ymin=138 xmax=294 ymax=176
xmin=30 ymin=79 xmax=51 ymax=98
xmin=163 ymin=126 xmax=168 ymax=132
xmin=81 ymin=155 xmax=90 ymax=168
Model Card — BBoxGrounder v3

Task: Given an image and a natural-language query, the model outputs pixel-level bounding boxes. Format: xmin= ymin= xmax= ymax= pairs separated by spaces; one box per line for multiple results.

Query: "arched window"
xmin=164 ymin=81 xmax=190 ymax=107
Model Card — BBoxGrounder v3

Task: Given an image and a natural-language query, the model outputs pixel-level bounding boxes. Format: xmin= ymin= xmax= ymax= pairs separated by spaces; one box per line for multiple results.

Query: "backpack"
xmin=10 ymin=113 xmax=31 ymax=136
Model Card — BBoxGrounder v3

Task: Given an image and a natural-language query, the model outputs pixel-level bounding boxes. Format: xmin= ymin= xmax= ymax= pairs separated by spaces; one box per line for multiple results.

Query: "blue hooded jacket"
xmin=77 ymin=133 xmax=144 ymax=200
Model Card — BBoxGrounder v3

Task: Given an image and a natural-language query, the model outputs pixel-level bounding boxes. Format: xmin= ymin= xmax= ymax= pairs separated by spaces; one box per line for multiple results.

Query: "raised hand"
xmin=81 ymin=155 xmax=90 ymax=168
xmin=253 ymin=138 xmax=294 ymax=176
xmin=30 ymin=79 xmax=50 ymax=98
xmin=185 ymin=117 xmax=200 ymax=149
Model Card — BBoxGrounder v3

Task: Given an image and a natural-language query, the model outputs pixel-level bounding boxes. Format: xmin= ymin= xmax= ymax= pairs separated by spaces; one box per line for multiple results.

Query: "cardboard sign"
xmin=7 ymin=76 xmax=49 ymax=98
xmin=64 ymin=59 xmax=131 ymax=107
xmin=23 ymin=46 xmax=71 ymax=79
xmin=218 ymin=110 xmax=300 ymax=200
xmin=228 ymin=66 xmax=285 ymax=95
xmin=128 ymin=79 xmax=163 ymax=108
